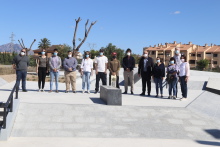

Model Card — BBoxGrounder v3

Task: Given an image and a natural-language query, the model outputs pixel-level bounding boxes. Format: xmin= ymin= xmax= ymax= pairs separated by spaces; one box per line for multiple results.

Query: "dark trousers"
xmin=38 ymin=67 xmax=47 ymax=89
xmin=141 ymin=72 xmax=151 ymax=94
xmin=179 ymin=76 xmax=187 ymax=98
xmin=95 ymin=72 xmax=107 ymax=91
xmin=16 ymin=70 xmax=27 ymax=90
xmin=109 ymin=75 xmax=119 ymax=88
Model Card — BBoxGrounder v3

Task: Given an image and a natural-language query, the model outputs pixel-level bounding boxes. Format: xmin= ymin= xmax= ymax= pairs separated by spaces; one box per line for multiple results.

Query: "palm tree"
xmin=38 ymin=38 xmax=51 ymax=50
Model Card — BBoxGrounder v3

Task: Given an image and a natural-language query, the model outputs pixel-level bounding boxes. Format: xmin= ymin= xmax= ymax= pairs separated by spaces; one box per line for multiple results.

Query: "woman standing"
xmin=36 ymin=49 xmax=48 ymax=92
xmin=167 ymin=57 xmax=178 ymax=99
xmin=81 ymin=51 xmax=93 ymax=94
xmin=152 ymin=57 xmax=165 ymax=97
xmin=179 ymin=55 xmax=190 ymax=101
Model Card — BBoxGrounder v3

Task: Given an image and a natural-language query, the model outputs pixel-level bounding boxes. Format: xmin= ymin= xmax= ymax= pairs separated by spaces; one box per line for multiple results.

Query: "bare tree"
xmin=72 ymin=17 xmax=97 ymax=58
xmin=87 ymin=42 xmax=97 ymax=50
xmin=18 ymin=38 xmax=36 ymax=56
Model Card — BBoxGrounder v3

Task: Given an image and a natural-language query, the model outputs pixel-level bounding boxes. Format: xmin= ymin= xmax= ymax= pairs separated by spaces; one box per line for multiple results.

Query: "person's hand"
xmin=138 ymin=74 xmax=141 ymax=77
xmin=36 ymin=70 xmax=38 ymax=74
xmin=178 ymin=79 xmax=180 ymax=82
xmin=81 ymin=71 xmax=83 ymax=76
xmin=185 ymin=77 xmax=188 ymax=81
xmin=104 ymin=70 xmax=107 ymax=74
xmin=91 ymin=73 xmax=93 ymax=76
xmin=47 ymin=70 xmax=48 ymax=73
xmin=170 ymin=76 xmax=173 ymax=79
xmin=162 ymin=77 xmax=164 ymax=81
xmin=126 ymin=68 xmax=130 ymax=72
xmin=152 ymin=76 xmax=154 ymax=81
xmin=113 ymin=72 xmax=116 ymax=76
xmin=69 ymin=67 xmax=72 ymax=71
xmin=53 ymin=68 xmax=57 ymax=72
xmin=96 ymin=71 xmax=98 ymax=75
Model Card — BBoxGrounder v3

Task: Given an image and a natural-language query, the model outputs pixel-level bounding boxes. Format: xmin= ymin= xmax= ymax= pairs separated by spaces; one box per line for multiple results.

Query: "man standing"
xmin=12 ymin=49 xmax=29 ymax=92
xmin=173 ymin=47 xmax=182 ymax=97
xmin=95 ymin=49 xmax=108 ymax=94
xmin=122 ymin=48 xmax=135 ymax=94
xmin=49 ymin=48 xmax=61 ymax=93
xmin=63 ymin=51 xmax=78 ymax=93
xmin=138 ymin=50 xmax=154 ymax=96
xmin=108 ymin=52 xmax=121 ymax=88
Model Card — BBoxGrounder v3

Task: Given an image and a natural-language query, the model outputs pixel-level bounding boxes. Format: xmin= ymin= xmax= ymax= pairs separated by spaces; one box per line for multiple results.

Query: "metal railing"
xmin=0 ymin=82 xmax=18 ymax=129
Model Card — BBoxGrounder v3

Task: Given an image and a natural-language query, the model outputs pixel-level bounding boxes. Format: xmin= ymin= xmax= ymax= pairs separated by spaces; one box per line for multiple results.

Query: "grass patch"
xmin=33 ymin=79 xmax=36 ymax=81
xmin=62 ymin=77 xmax=65 ymax=79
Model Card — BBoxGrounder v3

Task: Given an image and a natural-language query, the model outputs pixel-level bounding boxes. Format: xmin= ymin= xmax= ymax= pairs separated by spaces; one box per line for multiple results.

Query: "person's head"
xmin=112 ymin=52 xmax=117 ymax=59
xmin=20 ymin=49 xmax=26 ymax=56
xmin=181 ymin=55 xmax=187 ymax=62
xmin=85 ymin=51 xmax=91 ymax=58
xmin=156 ymin=57 xmax=161 ymax=63
xmin=143 ymin=50 xmax=148 ymax=58
xmin=170 ymin=57 xmax=176 ymax=65
xmin=68 ymin=51 xmax=72 ymax=58
xmin=99 ymin=49 xmax=104 ymax=56
xmin=41 ymin=49 xmax=46 ymax=55
xmin=126 ymin=48 xmax=131 ymax=56
xmin=54 ymin=48 xmax=58 ymax=56
xmin=175 ymin=47 xmax=180 ymax=55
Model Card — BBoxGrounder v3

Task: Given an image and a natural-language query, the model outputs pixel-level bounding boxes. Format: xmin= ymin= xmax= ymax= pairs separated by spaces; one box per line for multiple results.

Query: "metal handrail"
xmin=0 ymin=82 xmax=18 ymax=129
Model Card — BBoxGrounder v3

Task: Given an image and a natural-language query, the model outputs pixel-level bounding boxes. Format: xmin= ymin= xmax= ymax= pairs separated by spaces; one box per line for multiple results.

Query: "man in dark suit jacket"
xmin=138 ymin=50 xmax=154 ymax=96
xmin=122 ymin=48 xmax=135 ymax=94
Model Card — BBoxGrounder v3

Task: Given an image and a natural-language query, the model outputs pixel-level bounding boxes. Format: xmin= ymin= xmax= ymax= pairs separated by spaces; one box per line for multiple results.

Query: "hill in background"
xmin=0 ymin=43 xmax=34 ymax=55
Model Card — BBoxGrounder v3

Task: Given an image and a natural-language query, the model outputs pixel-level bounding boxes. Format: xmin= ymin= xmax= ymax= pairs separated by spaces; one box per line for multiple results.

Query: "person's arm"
xmin=172 ymin=65 xmax=178 ymax=75
xmin=27 ymin=57 xmax=29 ymax=68
xmin=162 ymin=64 xmax=165 ymax=77
xmin=132 ymin=57 xmax=135 ymax=68
xmin=80 ymin=59 xmax=84 ymax=70
xmin=90 ymin=60 xmax=93 ymax=76
xmin=185 ymin=62 xmax=190 ymax=81
xmin=63 ymin=58 xmax=70 ymax=71
xmin=36 ymin=58 xmax=39 ymax=73
xmin=138 ymin=58 xmax=142 ymax=74
xmin=122 ymin=57 xmax=127 ymax=70
xmin=105 ymin=57 xmax=108 ymax=74
xmin=151 ymin=58 xmax=154 ymax=76
xmin=49 ymin=57 xmax=54 ymax=70
xmin=95 ymin=57 xmax=98 ymax=75
xmin=12 ymin=56 xmax=16 ymax=70
xmin=57 ymin=57 xmax=62 ymax=70
xmin=72 ymin=58 xmax=78 ymax=70
xmin=117 ymin=60 xmax=121 ymax=74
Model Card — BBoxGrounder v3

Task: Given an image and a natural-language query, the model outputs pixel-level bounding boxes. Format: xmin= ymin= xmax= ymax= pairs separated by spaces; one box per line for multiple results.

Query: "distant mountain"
xmin=0 ymin=43 xmax=34 ymax=55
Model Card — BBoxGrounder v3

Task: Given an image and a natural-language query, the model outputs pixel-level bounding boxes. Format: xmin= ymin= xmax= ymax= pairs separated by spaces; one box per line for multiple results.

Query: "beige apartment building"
xmin=144 ymin=41 xmax=220 ymax=68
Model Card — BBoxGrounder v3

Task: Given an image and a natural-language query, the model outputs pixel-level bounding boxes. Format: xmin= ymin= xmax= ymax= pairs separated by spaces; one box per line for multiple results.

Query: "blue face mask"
xmin=175 ymin=50 xmax=179 ymax=54
xmin=86 ymin=55 xmax=89 ymax=58
xmin=157 ymin=60 xmax=160 ymax=63
xmin=170 ymin=61 xmax=174 ymax=64
xmin=41 ymin=52 xmax=45 ymax=55
xmin=100 ymin=52 xmax=103 ymax=55
xmin=54 ymin=52 xmax=57 ymax=56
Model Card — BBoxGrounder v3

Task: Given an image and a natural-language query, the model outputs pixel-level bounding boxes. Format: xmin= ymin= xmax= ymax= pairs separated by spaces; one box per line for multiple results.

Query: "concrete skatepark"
xmin=0 ymin=69 xmax=220 ymax=146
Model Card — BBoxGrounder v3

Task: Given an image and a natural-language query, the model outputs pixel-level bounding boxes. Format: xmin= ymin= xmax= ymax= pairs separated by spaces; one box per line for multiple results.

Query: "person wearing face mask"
xmin=179 ymin=55 xmax=190 ymax=101
xmin=49 ymin=48 xmax=62 ymax=93
xmin=81 ymin=51 xmax=93 ymax=94
xmin=94 ymin=49 xmax=108 ymax=94
xmin=63 ymin=51 xmax=78 ymax=93
xmin=36 ymin=49 xmax=49 ymax=92
xmin=12 ymin=49 xmax=29 ymax=92
xmin=138 ymin=50 xmax=154 ymax=96
xmin=152 ymin=57 xmax=165 ymax=97
xmin=108 ymin=52 xmax=121 ymax=88
xmin=167 ymin=57 xmax=178 ymax=99
xmin=122 ymin=48 xmax=135 ymax=94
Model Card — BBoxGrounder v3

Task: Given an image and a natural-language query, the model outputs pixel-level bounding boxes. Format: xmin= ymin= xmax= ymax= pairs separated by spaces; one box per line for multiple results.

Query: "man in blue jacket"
xmin=122 ymin=48 xmax=135 ymax=94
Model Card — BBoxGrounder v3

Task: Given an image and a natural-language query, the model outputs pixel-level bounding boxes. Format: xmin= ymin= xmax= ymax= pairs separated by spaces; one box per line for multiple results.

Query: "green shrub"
xmin=33 ymin=79 xmax=36 ymax=81
xmin=197 ymin=59 xmax=209 ymax=70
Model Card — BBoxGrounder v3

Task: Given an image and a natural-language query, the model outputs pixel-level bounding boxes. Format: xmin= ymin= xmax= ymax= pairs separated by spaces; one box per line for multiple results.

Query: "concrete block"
xmin=100 ymin=85 xmax=122 ymax=105
xmin=206 ymin=78 xmax=220 ymax=95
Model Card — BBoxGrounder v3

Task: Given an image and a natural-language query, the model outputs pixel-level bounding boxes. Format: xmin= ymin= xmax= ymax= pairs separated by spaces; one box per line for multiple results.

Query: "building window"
xmin=152 ymin=51 xmax=155 ymax=55
xmin=197 ymin=54 xmax=201 ymax=57
xmin=191 ymin=54 xmax=195 ymax=56
xmin=213 ymin=61 xmax=217 ymax=64
xmin=189 ymin=60 xmax=195 ymax=64
xmin=214 ymin=54 xmax=218 ymax=57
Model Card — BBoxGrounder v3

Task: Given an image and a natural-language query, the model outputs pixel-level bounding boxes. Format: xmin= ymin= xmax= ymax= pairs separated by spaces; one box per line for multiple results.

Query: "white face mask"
xmin=144 ymin=54 xmax=148 ymax=57
xmin=181 ymin=59 xmax=185 ymax=62
xmin=68 ymin=55 xmax=72 ymax=58
xmin=21 ymin=52 xmax=25 ymax=56
xmin=127 ymin=52 xmax=131 ymax=56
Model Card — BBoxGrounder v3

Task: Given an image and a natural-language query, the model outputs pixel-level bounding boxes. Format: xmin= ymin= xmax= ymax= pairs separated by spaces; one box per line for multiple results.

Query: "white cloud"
xmin=100 ymin=27 xmax=103 ymax=29
xmin=174 ymin=11 xmax=180 ymax=14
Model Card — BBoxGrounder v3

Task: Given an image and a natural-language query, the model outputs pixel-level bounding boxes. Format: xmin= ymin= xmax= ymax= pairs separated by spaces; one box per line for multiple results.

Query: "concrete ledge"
xmin=0 ymin=98 xmax=20 ymax=141
xmin=206 ymin=87 xmax=220 ymax=95
xmin=100 ymin=85 xmax=122 ymax=105
xmin=206 ymin=78 xmax=220 ymax=95
xmin=0 ymin=77 xmax=8 ymax=88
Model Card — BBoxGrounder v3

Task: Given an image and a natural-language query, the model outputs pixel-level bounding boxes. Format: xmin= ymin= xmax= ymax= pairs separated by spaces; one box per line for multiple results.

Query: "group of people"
xmin=12 ymin=47 xmax=190 ymax=100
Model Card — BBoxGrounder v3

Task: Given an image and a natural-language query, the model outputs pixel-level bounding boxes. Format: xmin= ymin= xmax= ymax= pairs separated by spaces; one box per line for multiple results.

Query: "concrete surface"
xmin=0 ymin=77 xmax=8 ymax=87
xmin=100 ymin=85 xmax=122 ymax=105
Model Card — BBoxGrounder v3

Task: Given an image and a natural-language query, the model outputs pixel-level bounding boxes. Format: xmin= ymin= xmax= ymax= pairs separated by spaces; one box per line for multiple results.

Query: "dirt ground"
xmin=0 ymin=74 xmax=66 ymax=83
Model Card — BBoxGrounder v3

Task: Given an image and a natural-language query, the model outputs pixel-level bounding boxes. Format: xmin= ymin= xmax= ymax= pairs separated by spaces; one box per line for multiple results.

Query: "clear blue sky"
xmin=0 ymin=0 xmax=220 ymax=55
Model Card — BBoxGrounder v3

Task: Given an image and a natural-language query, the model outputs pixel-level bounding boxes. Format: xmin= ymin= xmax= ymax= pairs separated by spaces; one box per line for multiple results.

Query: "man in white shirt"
xmin=95 ymin=49 xmax=108 ymax=94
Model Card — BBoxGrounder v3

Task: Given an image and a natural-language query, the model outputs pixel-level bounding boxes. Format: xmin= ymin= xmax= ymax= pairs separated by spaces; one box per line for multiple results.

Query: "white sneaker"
xmin=168 ymin=95 xmax=172 ymax=99
xmin=82 ymin=90 xmax=85 ymax=94
xmin=38 ymin=89 xmax=41 ymax=92
xmin=181 ymin=98 xmax=187 ymax=101
xmin=41 ymin=89 xmax=45 ymax=92
xmin=173 ymin=96 xmax=176 ymax=99
xmin=87 ymin=90 xmax=90 ymax=94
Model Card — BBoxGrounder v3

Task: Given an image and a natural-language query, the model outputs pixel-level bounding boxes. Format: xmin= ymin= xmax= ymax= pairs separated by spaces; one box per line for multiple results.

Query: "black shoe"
xmin=65 ymin=91 xmax=69 ymax=93
xmin=148 ymin=94 xmax=151 ymax=96
xmin=123 ymin=91 xmax=127 ymax=94
xmin=73 ymin=91 xmax=76 ymax=93
xmin=94 ymin=91 xmax=98 ymax=94
xmin=140 ymin=93 xmax=145 ymax=96
xmin=131 ymin=91 xmax=134 ymax=95
xmin=22 ymin=89 xmax=27 ymax=92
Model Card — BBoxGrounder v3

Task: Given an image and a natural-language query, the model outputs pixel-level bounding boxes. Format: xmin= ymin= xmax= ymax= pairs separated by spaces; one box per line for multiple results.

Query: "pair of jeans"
xmin=82 ymin=72 xmax=91 ymax=90
xmin=50 ymin=72 xmax=59 ymax=90
xmin=179 ymin=76 xmax=187 ymax=98
xmin=16 ymin=70 xmax=27 ymax=90
xmin=169 ymin=78 xmax=178 ymax=96
xmin=154 ymin=77 xmax=163 ymax=95
xmin=95 ymin=72 xmax=107 ymax=91
xmin=38 ymin=67 xmax=47 ymax=89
